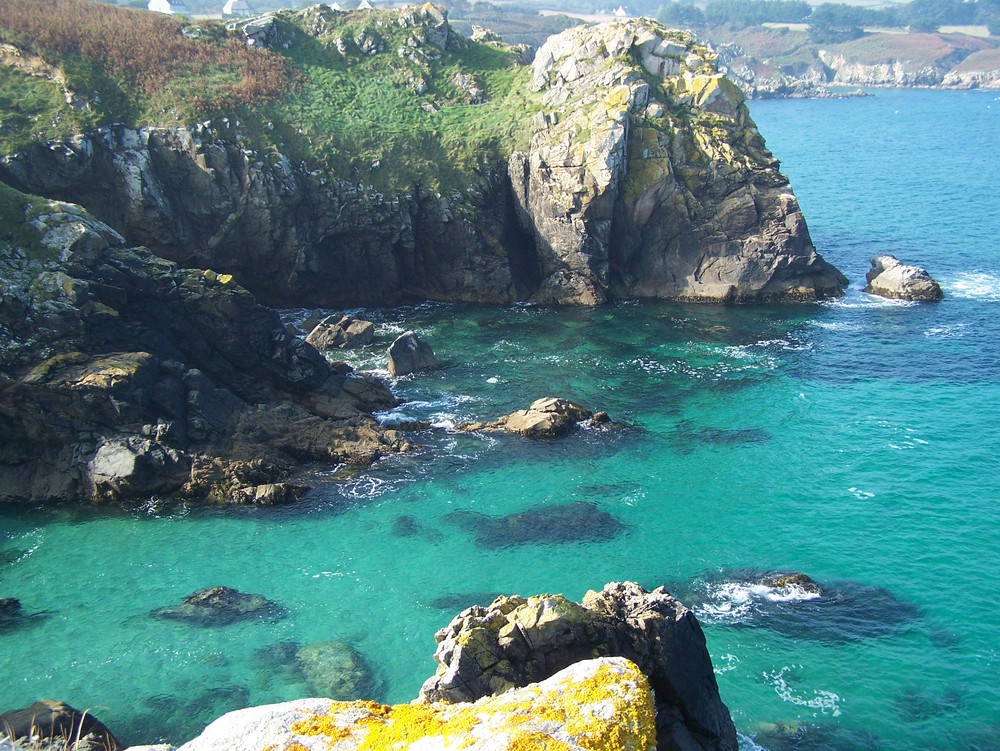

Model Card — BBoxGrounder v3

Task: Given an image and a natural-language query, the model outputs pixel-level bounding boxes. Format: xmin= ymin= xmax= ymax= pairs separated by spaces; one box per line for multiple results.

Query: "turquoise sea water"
xmin=2 ymin=88 xmax=1000 ymax=749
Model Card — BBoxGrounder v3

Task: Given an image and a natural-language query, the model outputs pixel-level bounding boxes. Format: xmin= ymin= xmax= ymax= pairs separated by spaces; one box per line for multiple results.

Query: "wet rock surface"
xmin=420 ymin=581 xmax=738 ymax=751
xmin=443 ymin=500 xmax=624 ymax=549
xmin=459 ymin=396 xmax=612 ymax=437
xmin=305 ymin=315 xmax=375 ymax=350
xmin=149 ymin=586 xmax=287 ymax=626
xmin=864 ymin=254 xmax=943 ymax=301
xmin=386 ymin=331 xmax=440 ymax=377
xmin=0 ymin=200 xmax=409 ymax=505
xmin=667 ymin=568 xmax=922 ymax=643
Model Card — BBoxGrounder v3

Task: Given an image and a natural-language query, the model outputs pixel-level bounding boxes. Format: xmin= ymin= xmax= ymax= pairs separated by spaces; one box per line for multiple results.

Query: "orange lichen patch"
xmin=288 ymin=657 xmax=656 ymax=751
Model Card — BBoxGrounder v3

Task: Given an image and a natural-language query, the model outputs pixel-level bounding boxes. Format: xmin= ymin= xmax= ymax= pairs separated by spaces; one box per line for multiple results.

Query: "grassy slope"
xmin=0 ymin=0 xmax=541 ymax=194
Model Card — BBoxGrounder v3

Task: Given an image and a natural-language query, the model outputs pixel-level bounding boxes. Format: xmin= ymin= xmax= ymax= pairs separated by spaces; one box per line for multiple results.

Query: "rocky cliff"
xmin=0 ymin=185 xmax=406 ymax=505
xmin=0 ymin=8 xmax=846 ymax=307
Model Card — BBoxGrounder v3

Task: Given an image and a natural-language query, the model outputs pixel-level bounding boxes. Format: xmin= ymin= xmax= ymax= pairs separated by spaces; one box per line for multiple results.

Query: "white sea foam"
xmin=924 ymin=323 xmax=968 ymax=339
xmin=714 ymin=653 xmax=741 ymax=674
xmin=696 ymin=579 xmax=820 ymax=623
xmin=848 ymin=487 xmax=875 ymax=499
xmin=737 ymin=733 xmax=769 ymax=751
xmin=765 ymin=666 xmax=842 ymax=717
xmin=945 ymin=272 xmax=1000 ymax=301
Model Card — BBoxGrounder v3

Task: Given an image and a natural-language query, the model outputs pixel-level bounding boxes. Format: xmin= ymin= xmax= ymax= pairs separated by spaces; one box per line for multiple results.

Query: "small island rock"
xmin=387 ymin=332 xmax=440 ymax=377
xmin=305 ymin=315 xmax=375 ymax=350
xmin=461 ymin=397 xmax=611 ymax=438
xmin=174 ymin=658 xmax=655 ymax=751
xmin=150 ymin=586 xmax=286 ymax=626
xmin=0 ymin=700 xmax=122 ymax=751
xmin=864 ymin=255 xmax=943 ymax=301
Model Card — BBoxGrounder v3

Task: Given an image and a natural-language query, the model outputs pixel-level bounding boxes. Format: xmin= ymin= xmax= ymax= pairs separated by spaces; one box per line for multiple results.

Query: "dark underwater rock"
xmin=668 ymin=568 xmax=921 ymax=643
xmin=295 ymin=640 xmax=379 ymax=701
xmin=753 ymin=721 xmax=884 ymax=751
xmin=420 ymin=581 xmax=738 ymax=751
xmin=391 ymin=514 xmax=443 ymax=543
xmin=426 ymin=591 xmax=505 ymax=611
xmin=0 ymin=699 xmax=122 ymax=751
xmin=673 ymin=420 xmax=772 ymax=449
xmin=443 ymin=500 xmax=624 ymax=549
xmin=893 ymin=686 xmax=964 ymax=723
xmin=150 ymin=586 xmax=287 ymax=626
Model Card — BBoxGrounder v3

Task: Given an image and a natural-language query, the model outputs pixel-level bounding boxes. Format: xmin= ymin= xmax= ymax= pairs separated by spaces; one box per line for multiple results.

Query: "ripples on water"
xmin=2 ymin=90 xmax=1000 ymax=748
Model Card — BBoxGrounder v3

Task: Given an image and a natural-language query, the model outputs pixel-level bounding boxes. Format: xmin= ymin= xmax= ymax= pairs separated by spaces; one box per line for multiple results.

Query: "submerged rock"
xmin=460 ymin=396 xmax=612 ymax=438
xmin=864 ymin=255 xmax=943 ymax=301
xmin=443 ymin=500 xmax=624 ymax=549
xmin=421 ymin=581 xmax=737 ymax=751
xmin=753 ymin=720 xmax=885 ymax=751
xmin=426 ymin=591 xmax=506 ymax=611
xmin=305 ymin=315 xmax=375 ymax=350
xmin=671 ymin=568 xmax=921 ymax=643
xmin=391 ymin=514 xmax=443 ymax=543
xmin=295 ymin=640 xmax=379 ymax=702
xmin=0 ymin=700 xmax=122 ymax=751
xmin=386 ymin=332 xmax=440 ymax=377
xmin=175 ymin=657 xmax=656 ymax=751
xmin=673 ymin=420 xmax=772 ymax=449
xmin=150 ymin=586 xmax=286 ymax=626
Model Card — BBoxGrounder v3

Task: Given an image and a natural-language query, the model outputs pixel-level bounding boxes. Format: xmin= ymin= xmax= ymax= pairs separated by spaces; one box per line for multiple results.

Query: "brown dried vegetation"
xmin=0 ymin=0 xmax=295 ymax=108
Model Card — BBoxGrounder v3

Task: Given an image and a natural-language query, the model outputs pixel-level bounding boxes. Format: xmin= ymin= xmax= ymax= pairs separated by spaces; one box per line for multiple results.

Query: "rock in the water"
xmin=0 ymin=597 xmax=20 ymax=617
xmin=305 ymin=315 xmax=375 ymax=350
xmin=386 ymin=332 xmax=440 ymax=377
xmin=673 ymin=568 xmax=921 ymax=643
xmin=227 ymin=482 xmax=308 ymax=506
xmin=420 ymin=581 xmax=738 ymax=751
xmin=460 ymin=396 xmax=611 ymax=438
xmin=864 ymin=255 xmax=943 ymax=301
xmin=295 ymin=640 xmax=378 ymax=701
xmin=150 ymin=586 xmax=286 ymax=626
xmin=427 ymin=591 xmax=506 ymax=611
xmin=443 ymin=500 xmax=624 ymax=549
xmin=0 ymin=700 xmax=122 ymax=751
xmin=175 ymin=657 xmax=656 ymax=751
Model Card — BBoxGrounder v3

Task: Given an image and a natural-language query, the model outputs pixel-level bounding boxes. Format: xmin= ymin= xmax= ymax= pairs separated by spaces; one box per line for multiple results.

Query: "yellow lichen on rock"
xmin=278 ymin=657 xmax=655 ymax=751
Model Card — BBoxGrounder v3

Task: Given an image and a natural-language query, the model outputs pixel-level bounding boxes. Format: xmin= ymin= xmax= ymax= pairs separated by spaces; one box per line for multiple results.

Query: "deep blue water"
xmin=1 ymin=88 xmax=999 ymax=749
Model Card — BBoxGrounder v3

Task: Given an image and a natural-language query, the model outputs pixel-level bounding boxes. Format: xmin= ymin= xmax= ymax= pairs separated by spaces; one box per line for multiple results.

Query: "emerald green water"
xmin=2 ymin=89 xmax=999 ymax=749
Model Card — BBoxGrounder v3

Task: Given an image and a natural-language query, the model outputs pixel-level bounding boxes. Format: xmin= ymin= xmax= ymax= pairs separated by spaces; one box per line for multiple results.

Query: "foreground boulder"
xmin=0 ymin=700 xmax=121 ymax=751
xmin=0 ymin=191 xmax=408 ymax=505
xmin=420 ymin=581 xmax=738 ymax=751
xmin=149 ymin=586 xmax=286 ymax=626
xmin=386 ymin=332 xmax=440 ymax=377
xmin=864 ymin=255 xmax=943 ymax=301
xmin=460 ymin=396 xmax=611 ymax=437
xmin=175 ymin=657 xmax=655 ymax=751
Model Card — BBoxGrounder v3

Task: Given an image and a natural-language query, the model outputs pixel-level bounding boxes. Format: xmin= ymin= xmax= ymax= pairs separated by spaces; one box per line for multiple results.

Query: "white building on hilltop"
xmin=358 ymin=0 xmax=374 ymax=8
xmin=222 ymin=0 xmax=253 ymax=17
xmin=148 ymin=0 xmax=188 ymax=14
xmin=613 ymin=5 xmax=629 ymax=17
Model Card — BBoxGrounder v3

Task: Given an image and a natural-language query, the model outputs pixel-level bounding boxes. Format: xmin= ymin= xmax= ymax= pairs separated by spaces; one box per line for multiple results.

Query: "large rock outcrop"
xmin=0 ymin=700 xmax=122 ymax=751
xmin=175 ymin=657 xmax=656 ymax=751
xmin=0 ymin=15 xmax=845 ymax=307
xmin=420 ymin=581 xmax=738 ymax=751
xmin=510 ymin=21 xmax=846 ymax=304
xmin=0 ymin=192 xmax=407 ymax=505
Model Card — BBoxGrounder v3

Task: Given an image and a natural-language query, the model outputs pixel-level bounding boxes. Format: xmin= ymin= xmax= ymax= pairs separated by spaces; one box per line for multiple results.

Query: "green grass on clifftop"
xmin=0 ymin=0 xmax=541 ymax=193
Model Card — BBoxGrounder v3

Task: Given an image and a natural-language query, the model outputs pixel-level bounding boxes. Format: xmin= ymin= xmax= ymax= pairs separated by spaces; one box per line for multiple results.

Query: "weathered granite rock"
xmin=864 ymin=254 xmax=943 ymax=301
xmin=420 ymin=581 xmax=738 ymax=751
xmin=0 ymin=195 xmax=408 ymax=505
xmin=305 ymin=315 xmax=375 ymax=350
xmin=0 ymin=16 xmax=844 ymax=309
xmin=387 ymin=331 xmax=440 ymax=377
xmin=460 ymin=396 xmax=609 ymax=437
xmin=150 ymin=586 xmax=286 ymax=626
xmin=0 ymin=700 xmax=122 ymax=751
xmin=175 ymin=657 xmax=655 ymax=751
xmin=295 ymin=640 xmax=378 ymax=701
xmin=510 ymin=20 xmax=847 ymax=304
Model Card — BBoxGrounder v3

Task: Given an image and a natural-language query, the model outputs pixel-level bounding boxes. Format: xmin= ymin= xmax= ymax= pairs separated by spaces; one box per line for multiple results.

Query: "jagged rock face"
xmin=175 ymin=657 xmax=656 ymax=751
xmin=0 ymin=200 xmax=407 ymax=505
xmin=420 ymin=581 xmax=738 ymax=751
xmin=511 ymin=20 xmax=847 ymax=304
xmin=0 ymin=17 xmax=845 ymax=308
